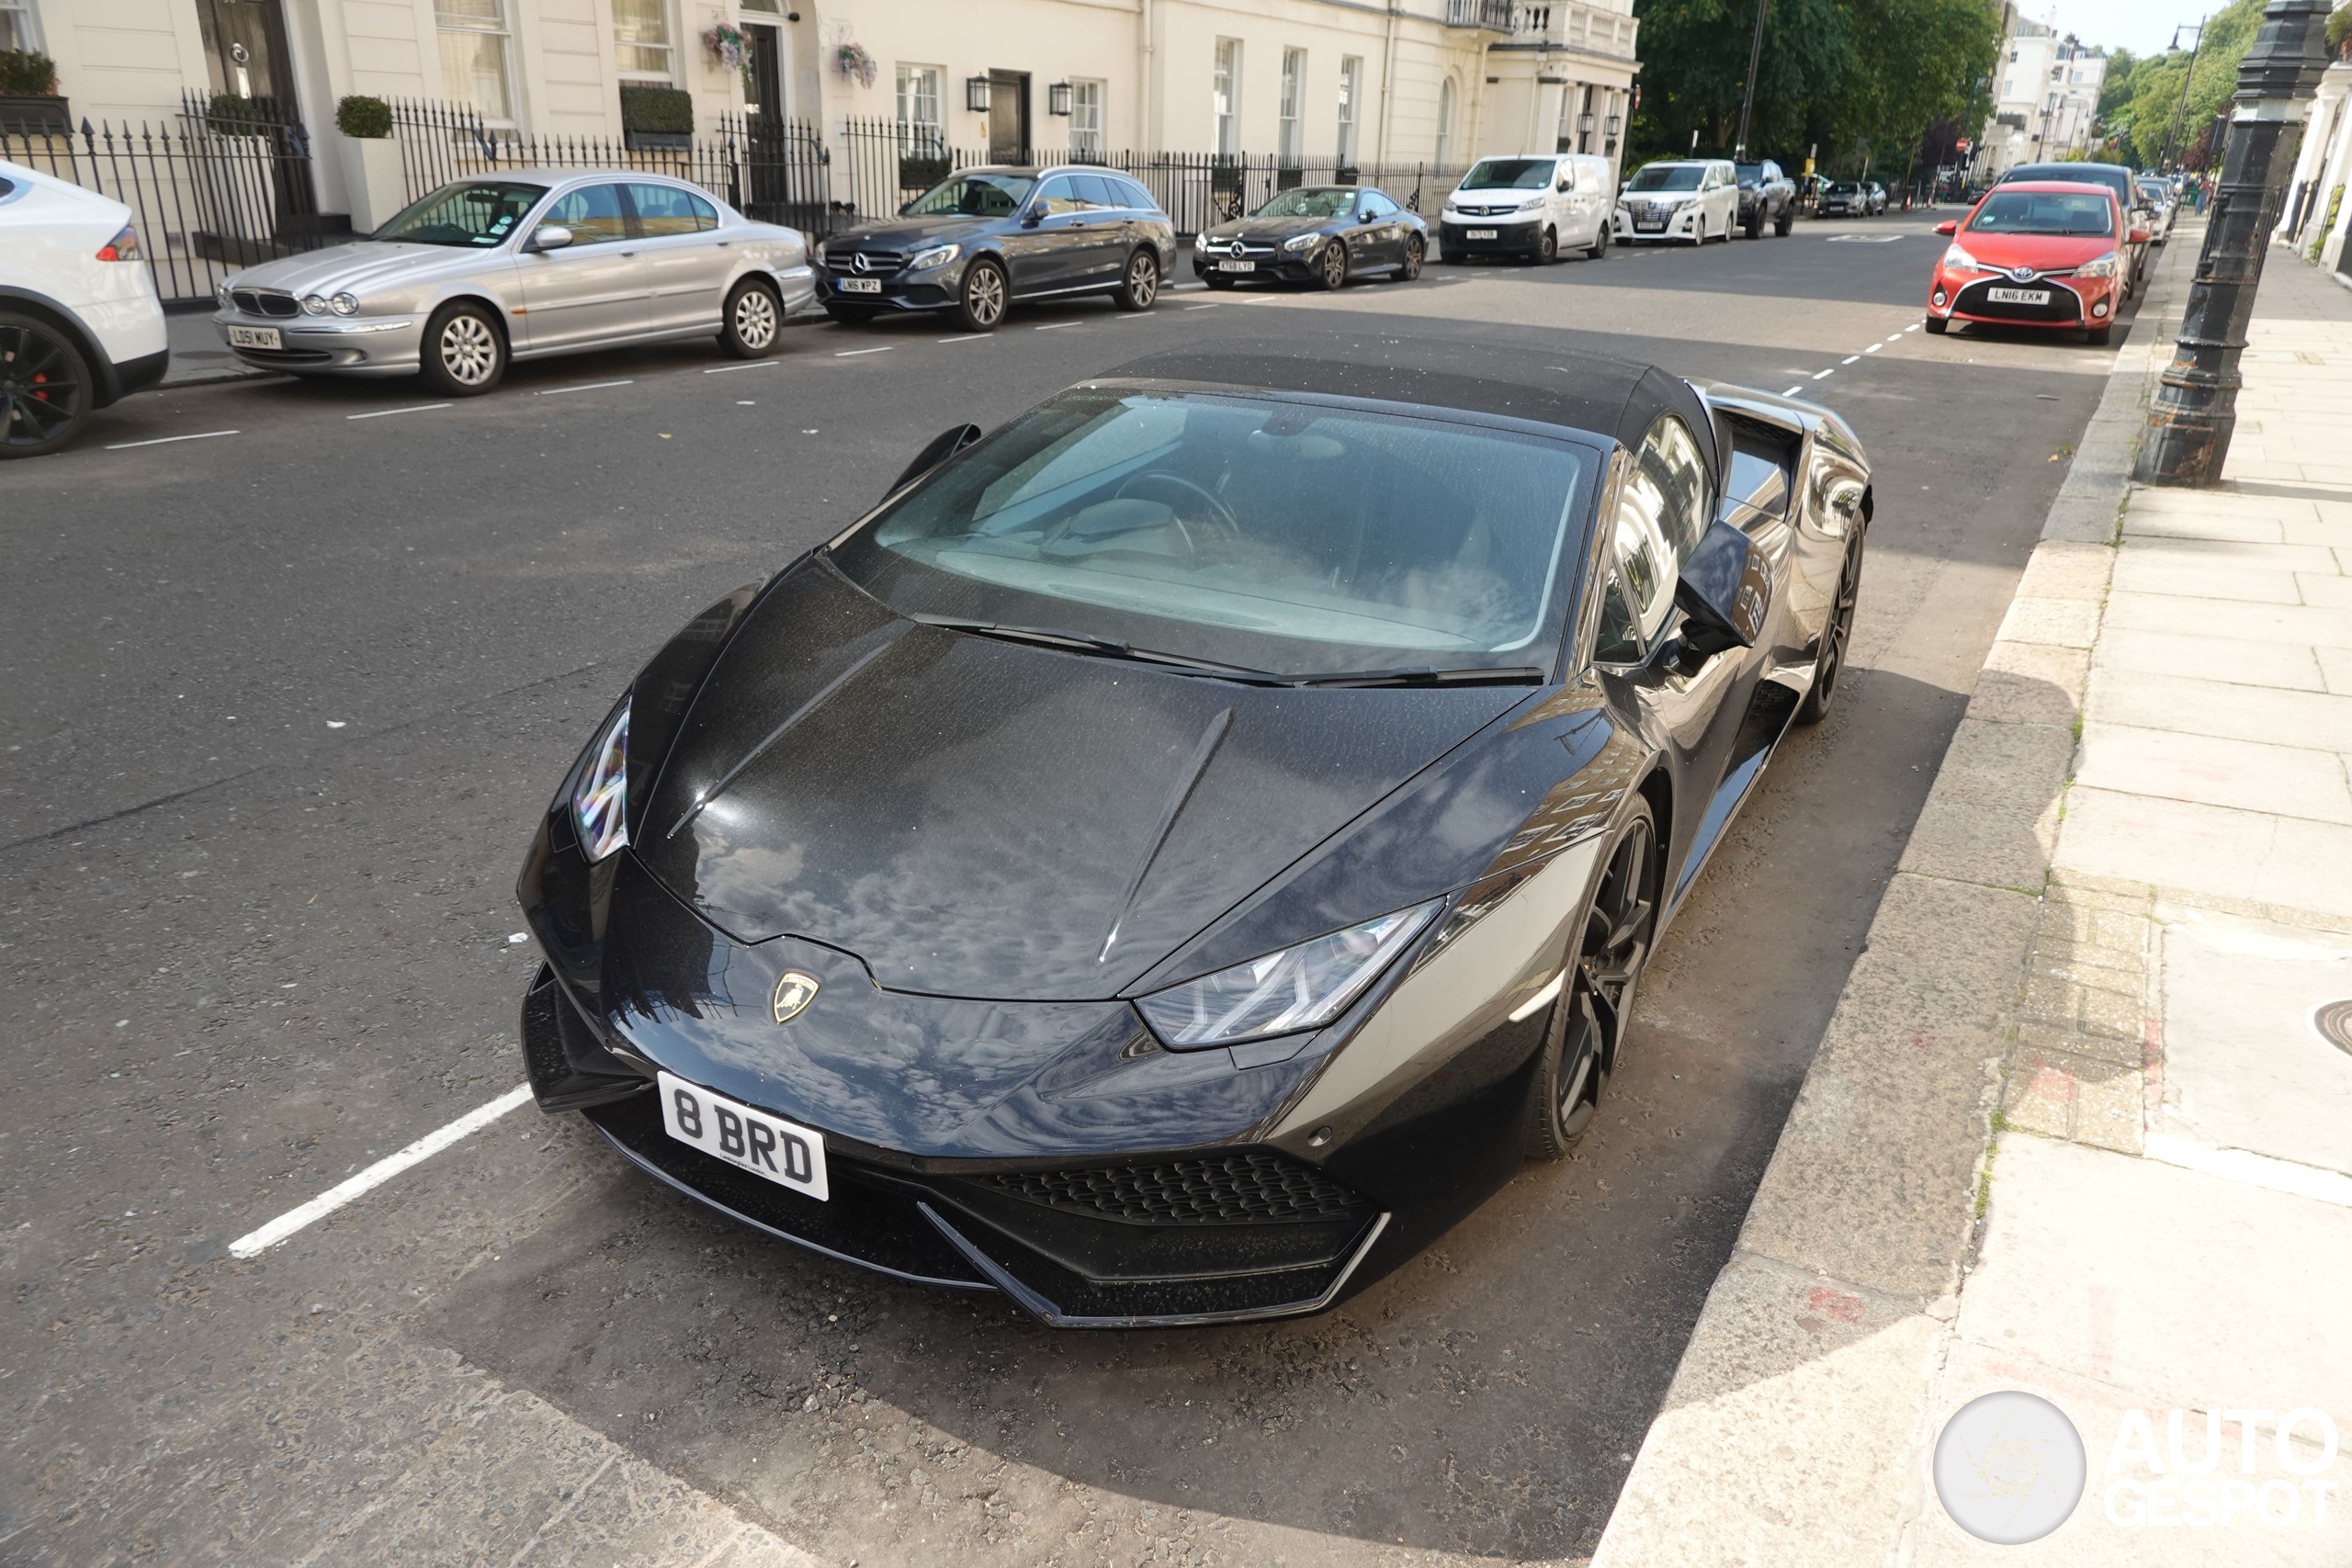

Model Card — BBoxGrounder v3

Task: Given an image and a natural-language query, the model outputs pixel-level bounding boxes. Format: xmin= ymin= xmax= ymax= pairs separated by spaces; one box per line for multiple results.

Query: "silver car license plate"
xmin=1635 ymin=222 xmax=1665 ymax=232
xmin=1986 ymin=287 xmax=2050 ymax=305
xmin=227 ymin=325 xmax=282 ymax=349
xmin=838 ymin=276 xmax=881 ymax=294
xmin=1216 ymin=260 xmax=1255 ymax=273
xmin=1464 ymin=229 xmax=1498 ymax=240
xmin=658 ymin=1070 xmax=830 ymax=1201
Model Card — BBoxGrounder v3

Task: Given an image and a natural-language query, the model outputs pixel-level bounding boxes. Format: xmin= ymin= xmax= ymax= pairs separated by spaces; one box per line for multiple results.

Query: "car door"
xmin=516 ymin=182 xmax=649 ymax=352
xmin=1005 ymin=175 xmax=1097 ymax=294
xmin=628 ymin=181 xmax=729 ymax=334
xmin=1351 ymin=189 xmax=1402 ymax=267
xmin=1067 ymin=175 xmax=1134 ymax=286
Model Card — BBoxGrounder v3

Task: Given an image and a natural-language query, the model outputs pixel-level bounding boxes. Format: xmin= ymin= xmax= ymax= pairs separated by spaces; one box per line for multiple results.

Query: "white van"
xmin=1437 ymin=152 xmax=1614 ymax=264
xmin=1611 ymin=159 xmax=1741 ymax=246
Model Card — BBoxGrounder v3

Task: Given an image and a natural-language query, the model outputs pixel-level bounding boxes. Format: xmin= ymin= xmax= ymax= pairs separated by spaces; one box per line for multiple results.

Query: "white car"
xmin=1437 ymin=152 xmax=1615 ymax=264
xmin=1 ymin=159 xmax=170 ymax=457
xmin=1613 ymin=159 xmax=1742 ymax=246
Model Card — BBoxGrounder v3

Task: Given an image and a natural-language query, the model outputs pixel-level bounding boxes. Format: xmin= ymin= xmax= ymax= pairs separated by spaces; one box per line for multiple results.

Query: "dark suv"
xmin=1735 ymin=159 xmax=1796 ymax=237
xmin=816 ymin=166 xmax=1177 ymax=333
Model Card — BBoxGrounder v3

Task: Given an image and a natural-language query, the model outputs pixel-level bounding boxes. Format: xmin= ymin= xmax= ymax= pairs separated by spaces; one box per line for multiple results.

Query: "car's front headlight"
xmin=330 ymin=291 xmax=360 ymax=315
xmin=909 ymin=243 xmax=958 ymax=271
xmin=2075 ymin=251 xmax=2120 ymax=278
xmin=1136 ymin=901 xmax=1440 ymax=1048
xmin=1942 ymin=243 xmax=1983 ymax=273
xmin=216 ymin=281 xmax=233 ymax=310
xmin=571 ymin=696 xmax=631 ymax=863
xmin=1282 ymin=231 xmax=1318 ymax=252
xmin=1193 ymin=231 xmax=1209 ymax=252
xmin=1517 ymin=196 xmax=1546 ymax=210
xmin=301 ymin=293 xmax=331 ymax=315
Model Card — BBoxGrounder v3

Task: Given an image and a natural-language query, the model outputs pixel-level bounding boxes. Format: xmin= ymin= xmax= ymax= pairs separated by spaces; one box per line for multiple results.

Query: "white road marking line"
xmin=228 ymin=1084 xmax=534 ymax=1258
xmin=1781 ymin=386 xmax=1804 ymax=397
xmin=106 ymin=429 xmax=239 ymax=450
xmin=1183 ymin=303 xmax=1221 ymax=311
xmin=1842 ymin=355 xmax=1860 ymax=365
xmin=1034 ymin=321 xmax=1082 ymax=332
xmin=346 ymin=403 xmax=452 ymax=420
xmin=1864 ymin=344 xmax=1883 ymax=353
xmin=1508 ymin=971 xmax=1566 ymax=1023
xmin=935 ymin=333 xmax=990 ymax=343
xmin=1812 ymin=367 xmax=1836 ymax=379
xmin=1886 ymin=333 xmax=1905 ymax=343
xmin=537 ymin=379 xmax=633 ymax=396
xmin=834 ymin=346 xmax=893 ymax=357
xmin=1905 ymin=322 xmax=1921 ymax=331
xmin=702 ymin=360 xmax=777 ymax=374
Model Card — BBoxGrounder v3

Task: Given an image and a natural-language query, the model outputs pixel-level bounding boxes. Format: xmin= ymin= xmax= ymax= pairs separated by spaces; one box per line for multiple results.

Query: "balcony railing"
xmin=1447 ymin=0 xmax=1517 ymax=30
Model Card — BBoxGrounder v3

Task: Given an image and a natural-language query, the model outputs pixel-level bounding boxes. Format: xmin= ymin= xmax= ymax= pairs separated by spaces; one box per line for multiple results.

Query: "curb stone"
xmin=1588 ymin=229 xmax=2202 ymax=1568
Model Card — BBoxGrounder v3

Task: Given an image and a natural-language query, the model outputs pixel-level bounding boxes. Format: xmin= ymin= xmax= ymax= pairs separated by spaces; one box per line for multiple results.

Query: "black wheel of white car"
xmin=719 ymin=277 xmax=783 ymax=357
xmin=1113 ymin=249 xmax=1159 ymax=310
xmin=1536 ymin=226 xmax=1558 ymax=265
xmin=419 ymin=301 xmax=505 ymax=396
xmin=1524 ymin=799 xmax=1658 ymax=1160
xmin=0 ymin=311 xmax=92 ymax=459
xmin=1587 ymin=223 xmax=1610 ymax=260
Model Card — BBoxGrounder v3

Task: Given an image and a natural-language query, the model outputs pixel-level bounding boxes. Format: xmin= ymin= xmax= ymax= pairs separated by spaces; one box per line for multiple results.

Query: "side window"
xmin=1594 ymin=570 xmax=1643 ymax=665
xmin=1071 ymin=174 xmax=1121 ymax=209
xmin=1557 ymin=164 xmax=1577 ymax=193
xmin=1610 ymin=486 xmax=1678 ymax=647
xmin=1362 ymin=191 xmax=1398 ymax=219
xmin=1117 ymin=176 xmax=1159 ymax=211
xmin=544 ymin=183 xmax=630 ymax=245
xmin=628 ymin=183 xmax=715 ymax=236
xmin=1633 ymin=414 xmax=1712 ymax=566
xmin=1033 ymin=175 xmax=1083 ymax=217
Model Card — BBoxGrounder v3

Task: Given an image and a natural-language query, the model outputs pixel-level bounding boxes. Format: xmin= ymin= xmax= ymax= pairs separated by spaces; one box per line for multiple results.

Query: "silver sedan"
xmin=212 ymin=169 xmax=817 ymax=394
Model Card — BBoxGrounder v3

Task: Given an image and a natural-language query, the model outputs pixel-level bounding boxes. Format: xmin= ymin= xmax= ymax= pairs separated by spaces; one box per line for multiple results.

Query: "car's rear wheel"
xmin=1389 ymin=235 xmax=1425 ymax=281
xmin=1924 ymin=315 xmax=1950 ymax=334
xmin=719 ymin=277 xmax=783 ymax=357
xmin=1587 ymin=222 xmax=1610 ymax=260
xmin=1775 ymin=207 xmax=1794 ymax=237
xmin=1113 ymin=248 xmax=1159 ymax=310
xmin=1315 ymin=241 xmax=1349 ymax=290
xmin=956 ymin=258 xmax=1009 ymax=332
xmin=1745 ymin=207 xmax=1764 ymax=239
xmin=418 ymin=300 xmax=505 ymax=397
xmin=1525 ymin=799 xmax=1658 ymax=1160
xmin=1795 ymin=527 xmax=1865 ymax=726
xmin=0 ymin=312 xmax=92 ymax=459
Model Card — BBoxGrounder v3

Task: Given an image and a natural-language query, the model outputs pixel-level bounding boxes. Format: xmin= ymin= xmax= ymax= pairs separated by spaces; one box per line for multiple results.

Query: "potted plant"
xmin=334 ymin=95 xmax=404 ymax=232
xmin=619 ymin=85 xmax=695 ymax=151
xmin=703 ymin=24 xmax=753 ymax=96
xmin=0 ymin=50 xmax=69 ymax=133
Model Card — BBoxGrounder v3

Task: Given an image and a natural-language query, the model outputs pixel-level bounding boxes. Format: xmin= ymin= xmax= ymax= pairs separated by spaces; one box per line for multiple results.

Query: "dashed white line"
xmin=1034 ymin=321 xmax=1082 ymax=332
xmin=346 ymin=402 xmax=452 ymax=420
xmin=935 ymin=333 xmax=990 ymax=344
xmin=834 ymin=346 xmax=894 ymax=357
xmin=1864 ymin=344 xmax=1883 ymax=353
xmin=536 ymin=379 xmax=634 ymax=396
xmin=106 ymin=429 xmax=239 ymax=449
xmin=1183 ymin=303 xmax=1222 ymax=311
xmin=1886 ymin=333 xmax=1905 ymax=343
xmin=702 ymin=359 xmax=777 ymax=374
xmin=228 ymin=1083 xmax=534 ymax=1258
xmin=1841 ymin=355 xmax=1860 ymax=365
xmin=1905 ymin=322 xmax=1922 ymax=332
xmin=1781 ymin=385 xmax=1804 ymax=397
xmin=1811 ymin=367 xmax=1837 ymax=380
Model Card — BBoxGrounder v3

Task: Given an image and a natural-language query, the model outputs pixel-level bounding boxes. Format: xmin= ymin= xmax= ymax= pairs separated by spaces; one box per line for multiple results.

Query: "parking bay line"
xmin=834 ymin=346 xmax=894 ymax=357
xmin=105 ymin=429 xmax=239 ymax=450
xmin=702 ymin=359 xmax=777 ymax=374
xmin=1812 ymin=367 xmax=1837 ymax=380
xmin=537 ymin=379 xmax=634 ymax=396
xmin=347 ymin=402 xmax=452 ymax=420
xmin=1034 ymin=321 xmax=1082 ymax=332
xmin=228 ymin=1083 xmax=534 ymax=1258
xmin=1842 ymin=355 xmax=1860 ymax=365
xmin=935 ymin=333 xmax=990 ymax=344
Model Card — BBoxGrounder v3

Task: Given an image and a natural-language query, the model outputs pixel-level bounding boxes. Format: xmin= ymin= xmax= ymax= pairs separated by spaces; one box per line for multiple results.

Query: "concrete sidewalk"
xmin=1595 ymin=235 xmax=2352 ymax=1563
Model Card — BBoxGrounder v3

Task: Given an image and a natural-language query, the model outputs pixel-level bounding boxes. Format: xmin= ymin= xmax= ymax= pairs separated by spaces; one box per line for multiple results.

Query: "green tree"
xmin=2119 ymin=0 xmax=2268 ymax=168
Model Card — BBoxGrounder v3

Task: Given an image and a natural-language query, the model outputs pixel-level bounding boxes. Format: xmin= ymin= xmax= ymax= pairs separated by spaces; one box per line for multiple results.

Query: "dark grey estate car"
xmin=817 ymin=166 xmax=1178 ymax=333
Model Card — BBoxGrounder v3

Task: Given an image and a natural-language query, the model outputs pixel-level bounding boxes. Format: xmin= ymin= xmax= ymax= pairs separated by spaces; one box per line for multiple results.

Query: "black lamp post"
xmin=1734 ymin=0 xmax=1768 ymax=159
xmin=2136 ymin=0 xmax=2333 ymax=486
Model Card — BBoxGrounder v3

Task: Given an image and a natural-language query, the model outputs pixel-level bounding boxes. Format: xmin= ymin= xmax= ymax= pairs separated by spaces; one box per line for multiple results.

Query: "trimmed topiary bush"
xmin=335 ymin=95 xmax=392 ymax=139
xmin=618 ymin=85 xmax=694 ymax=134
xmin=0 ymin=49 xmax=57 ymax=96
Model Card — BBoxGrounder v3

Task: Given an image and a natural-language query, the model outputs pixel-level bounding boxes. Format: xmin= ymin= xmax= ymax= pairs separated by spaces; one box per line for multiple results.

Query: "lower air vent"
xmin=985 ymin=1153 xmax=1367 ymax=1224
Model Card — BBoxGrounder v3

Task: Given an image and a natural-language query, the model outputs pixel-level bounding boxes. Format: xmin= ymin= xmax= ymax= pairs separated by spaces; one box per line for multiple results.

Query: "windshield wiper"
xmin=908 ymin=615 xmax=1289 ymax=682
xmin=1288 ymin=665 xmax=1547 ymax=689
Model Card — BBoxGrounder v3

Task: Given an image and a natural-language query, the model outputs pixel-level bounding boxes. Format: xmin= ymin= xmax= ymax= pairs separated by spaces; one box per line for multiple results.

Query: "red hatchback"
xmin=1925 ymin=182 xmax=2147 ymax=345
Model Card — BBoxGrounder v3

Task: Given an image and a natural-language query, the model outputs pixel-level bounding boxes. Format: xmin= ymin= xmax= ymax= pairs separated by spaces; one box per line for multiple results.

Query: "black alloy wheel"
xmin=1525 ymin=800 xmax=1658 ymax=1160
xmin=1114 ymin=249 xmax=1159 ymax=310
xmin=1315 ymin=240 xmax=1349 ymax=291
xmin=956 ymin=258 xmax=1009 ymax=332
xmin=1389 ymin=235 xmax=1425 ymax=281
xmin=719 ymin=277 xmax=783 ymax=357
xmin=418 ymin=300 xmax=506 ymax=397
xmin=0 ymin=312 xmax=91 ymax=459
xmin=1795 ymin=526 xmax=1865 ymax=726
xmin=1534 ymin=226 xmax=1558 ymax=265
xmin=1745 ymin=206 xmax=1764 ymax=240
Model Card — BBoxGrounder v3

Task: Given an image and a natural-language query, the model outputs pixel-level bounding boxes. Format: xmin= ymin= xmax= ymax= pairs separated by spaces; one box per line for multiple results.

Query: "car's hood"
xmin=227 ymin=241 xmax=504 ymax=295
xmin=1951 ymin=232 xmax=2121 ymax=271
xmin=631 ymin=562 xmax=1521 ymax=1002
xmin=827 ymin=215 xmax=992 ymax=251
xmin=1197 ymin=214 xmax=1331 ymax=245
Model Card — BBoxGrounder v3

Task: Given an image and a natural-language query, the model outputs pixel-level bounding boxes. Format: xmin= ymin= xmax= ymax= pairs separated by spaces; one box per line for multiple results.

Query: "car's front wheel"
xmin=0 ymin=311 xmax=92 ymax=459
xmin=1315 ymin=240 xmax=1349 ymax=290
xmin=2086 ymin=323 xmax=2113 ymax=346
xmin=1924 ymin=315 xmax=1950 ymax=334
xmin=1587 ymin=222 xmax=1610 ymax=260
xmin=1534 ymin=226 xmax=1558 ymax=265
xmin=719 ymin=277 xmax=783 ymax=357
xmin=1113 ymin=248 xmax=1159 ymax=310
xmin=1524 ymin=798 xmax=1658 ymax=1160
xmin=419 ymin=300 xmax=506 ymax=397
xmin=1745 ymin=207 xmax=1764 ymax=239
xmin=1795 ymin=525 xmax=1865 ymax=726
xmin=956 ymin=257 xmax=1009 ymax=331
xmin=1390 ymin=236 xmax=1425 ymax=281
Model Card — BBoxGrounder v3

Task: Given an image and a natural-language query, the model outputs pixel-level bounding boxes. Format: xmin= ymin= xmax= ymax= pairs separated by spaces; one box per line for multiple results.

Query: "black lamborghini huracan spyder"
xmin=516 ymin=339 xmax=1872 ymax=1327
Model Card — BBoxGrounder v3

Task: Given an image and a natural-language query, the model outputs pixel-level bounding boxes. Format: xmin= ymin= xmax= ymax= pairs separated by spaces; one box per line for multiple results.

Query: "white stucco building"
xmin=1975 ymin=17 xmax=2107 ymax=180
xmin=2278 ymin=50 xmax=2352 ymax=281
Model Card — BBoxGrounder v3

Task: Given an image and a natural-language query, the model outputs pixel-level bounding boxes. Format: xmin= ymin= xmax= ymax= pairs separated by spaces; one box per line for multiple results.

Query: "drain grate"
xmin=2314 ymin=999 xmax=2352 ymax=1057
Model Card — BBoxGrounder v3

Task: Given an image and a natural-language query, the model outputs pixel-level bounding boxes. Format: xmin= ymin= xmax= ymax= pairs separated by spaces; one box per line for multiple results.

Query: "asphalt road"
xmin=0 ymin=214 xmax=2148 ymax=1565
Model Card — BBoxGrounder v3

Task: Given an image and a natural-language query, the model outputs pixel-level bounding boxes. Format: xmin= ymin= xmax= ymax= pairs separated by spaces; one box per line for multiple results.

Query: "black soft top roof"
xmin=1103 ymin=338 xmax=1714 ymax=470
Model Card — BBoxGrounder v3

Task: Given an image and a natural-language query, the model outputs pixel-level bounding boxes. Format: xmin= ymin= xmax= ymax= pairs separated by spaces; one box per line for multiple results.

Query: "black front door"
xmin=195 ymin=0 xmax=295 ymax=108
xmin=744 ymin=22 xmax=784 ymax=120
xmin=988 ymin=71 xmax=1029 ymax=162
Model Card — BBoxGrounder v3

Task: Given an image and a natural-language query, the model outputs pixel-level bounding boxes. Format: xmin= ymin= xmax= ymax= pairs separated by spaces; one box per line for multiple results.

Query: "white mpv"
xmin=1613 ymin=160 xmax=1742 ymax=246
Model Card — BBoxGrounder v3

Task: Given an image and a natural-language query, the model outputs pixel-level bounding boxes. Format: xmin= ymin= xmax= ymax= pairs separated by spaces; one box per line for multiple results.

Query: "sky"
xmin=2029 ymin=0 xmax=2211 ymax=58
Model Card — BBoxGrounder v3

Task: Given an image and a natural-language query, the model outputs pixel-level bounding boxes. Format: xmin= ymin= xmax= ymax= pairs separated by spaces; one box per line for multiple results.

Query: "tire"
xmin=1113 ymin=248 xmax=1160 ymax=310
xmin=2086 ymin=323 xmax=2112 ymax=346
xmin=823 ymin=303 xmax=877 ymax=327
xmin=0 ymin=311 xmax=93 ymax=459
xmin=1587 ymin=222 xmax=1609 ymax=261
xmin=1745 ymin=208 xmax=1764 ymax=240
xmin=1794 ymin=526 xmax=1864 ymax=726
xmin=1315 ymin=240 xmax=1348 ymax=291
xmin=955 ymin=257 xmax=1009 ymax=332
xmin=1775 ymin=206 xmax=1794 ymax=237
xmin=1389 ymin=235 xmax=1424 ymax=281
xmin=1924 ymin=315 xmax=1950 ymax=334
xmin=1524 ymin=798 xmax=1659 ymax=1160
xmin=718 ymin=277 xmax=783 ymax=357
xmin=418 ymin=300 xmax=506 ymax=397
xmin=1534 ymin=226 xmax=1558 ymax=265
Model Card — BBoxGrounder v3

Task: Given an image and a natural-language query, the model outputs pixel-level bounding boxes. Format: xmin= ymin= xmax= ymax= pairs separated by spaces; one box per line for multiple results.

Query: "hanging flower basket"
xmin=835 ymin=42 xmax=876 ymax=89
xmin=702 ymin=24 xmax=753 ymax=91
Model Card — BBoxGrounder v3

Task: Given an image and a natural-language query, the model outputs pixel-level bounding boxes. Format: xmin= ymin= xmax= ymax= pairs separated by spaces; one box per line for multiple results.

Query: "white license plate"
xmin=1216 ymin=259 xmax=1255 ymax=273
xmin=658 ymin=1069 xmax=830 ymax=1201
xmin=227 ymin=324 xmax=281 ymax=349
xmin=837 ymin=276 xmax=881 ymax=294
xmin=1464 ymin=229 xmax=1498 ymax=240
xmin=1986 ymin=287 xmax=2050 ymax=305
xmin=1635 ymin=222 xmax=1666 ymax=232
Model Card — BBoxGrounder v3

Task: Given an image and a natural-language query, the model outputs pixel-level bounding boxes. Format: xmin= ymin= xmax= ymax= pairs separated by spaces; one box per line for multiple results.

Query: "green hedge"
xmin=208 ymin=93 xmax=268 ymax=136
xmin=335 ymin=95 xmax=392 ymax=139
xmin=618 ymin=85 xmax=694 ymax=134
xmin=0 ymin=49 xmax=58 ymax=96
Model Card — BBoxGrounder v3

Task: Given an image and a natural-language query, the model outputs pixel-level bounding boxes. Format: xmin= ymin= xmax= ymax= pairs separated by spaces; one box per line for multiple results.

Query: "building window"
xmin=0 ymin=0 xmax=41 ymax=52
xmin=1278 ymin=49 xmax=1305 ymax=163
xmin=1337 ymin=54 xmax=1361 ymax=166
xmin=611 ymin=0 xmax=673 ymax=79
xmin=1213 ymin=39 xmax=1241 ymax=157
xmin=1070 ymin=78 xmax=1103 ymax=155
xmin=436 ymin=0 xmax=516 ymax=122
xmin=1437 ymin=76 xmax=1456 ymax=169
xmin=897 ymin=64 xmax=943 ymax=148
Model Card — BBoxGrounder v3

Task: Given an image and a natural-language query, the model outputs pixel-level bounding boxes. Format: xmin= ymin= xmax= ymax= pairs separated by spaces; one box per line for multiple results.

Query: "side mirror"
xmin=898 ymin=200 xmax=914 ymax=215
xmin=2129 ymin=226 xmax=2151 ymax=245
xmin=1020 ymin=207 xmax=1044 ymax=229
xmin=1674 ymin=520 xmax=1771 ymax=657
xmin=526 ymin=223 xmax=573 ymax=252
xmin=887 ymin=423 xmax=983 ymax=498
xmin=1934 ymin=220 xmax=1957 ymax=236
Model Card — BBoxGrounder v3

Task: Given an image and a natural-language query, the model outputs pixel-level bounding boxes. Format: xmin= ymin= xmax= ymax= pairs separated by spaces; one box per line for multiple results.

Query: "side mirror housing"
xmin=887 ymin=423 xmax=984 ymax=499
xmin=1020 ymin=207 xmax=1044 ymax=229
xmin=2129 ymin=226 xmax=2151 ymax=245
xmin=1673 ymin=520 xmax=1771 ymax=657
xmin=1933 ymin=220 xmax=1957 ymax=236
xmin=526 ymin=223 xmax=574 ymax=253
xmin=898 ymin=200 xmax=914 ymax=215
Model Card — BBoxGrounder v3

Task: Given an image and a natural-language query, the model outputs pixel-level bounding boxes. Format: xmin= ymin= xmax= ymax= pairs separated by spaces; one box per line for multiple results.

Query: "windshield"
xmin=372 ymin=181 xmax=546 ymax=246
xmin=1254 ymin=188 xmax=1355 ymax=219
xmin=1627 ymin=164 xmax=1703 ymax=193
xmin=1967 ymin=190 xmax=2114 ymax=236
xmin=1736 ymin=163 xmax=1766 ymax=183
xmin=1460 ymin=158 xmax=1555 ymax=191
xmin=831 ymin=389 xmax=1595 ymax=678
xmin=903 ymin=173 xmax=1035 ymax=218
